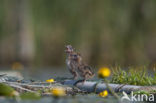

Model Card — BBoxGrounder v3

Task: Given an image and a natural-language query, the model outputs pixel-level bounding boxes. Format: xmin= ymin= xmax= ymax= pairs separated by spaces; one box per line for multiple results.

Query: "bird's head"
xmin=65 ymin=45 xmax=74 ymax=54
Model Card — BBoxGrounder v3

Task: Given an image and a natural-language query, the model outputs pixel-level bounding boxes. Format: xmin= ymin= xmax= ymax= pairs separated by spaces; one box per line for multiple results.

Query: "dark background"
xmin=0 ymin=0 xmax=156 ymax=70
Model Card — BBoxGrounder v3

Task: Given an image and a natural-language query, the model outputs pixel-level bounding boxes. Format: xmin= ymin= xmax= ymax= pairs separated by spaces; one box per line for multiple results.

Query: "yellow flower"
xmin=51 ymin=87 xmax=66 ymax=97
xmin=12 ymin=62 xmax=24 ymax=70
xmin=99 ymin=90 xmax=108 ymax=97
xmin=46 ymin=79 xmax=55 ymax=83
xmin=98 ymin=67 xmax=111 ymax=78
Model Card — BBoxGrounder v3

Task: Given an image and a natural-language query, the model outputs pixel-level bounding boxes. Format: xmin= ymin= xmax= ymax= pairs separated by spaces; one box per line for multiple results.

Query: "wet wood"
xmin=62 ymin=80 xmax=156 ymax=94
xmin=0 ymin=81 xmax=83 ymax=95
xmin=1 ymin=80 xmax=156 ymax=95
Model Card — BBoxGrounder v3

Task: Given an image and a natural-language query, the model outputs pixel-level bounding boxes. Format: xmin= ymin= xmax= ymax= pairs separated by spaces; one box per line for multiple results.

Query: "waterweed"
xmin=97 ymin=67 xmax=119 ymax=100
xmin=111 ymin=66 xmax=156 ymax=86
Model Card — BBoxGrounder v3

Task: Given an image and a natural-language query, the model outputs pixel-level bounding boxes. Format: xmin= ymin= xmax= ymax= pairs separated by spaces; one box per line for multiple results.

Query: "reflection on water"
xmin=24 ymin=67 xmax=72 ymax=80
xmin=22 ymin=67 xmax=99 ymax=81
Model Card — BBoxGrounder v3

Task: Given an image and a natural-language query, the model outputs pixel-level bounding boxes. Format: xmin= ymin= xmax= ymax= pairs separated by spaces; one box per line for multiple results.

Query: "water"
xmin=0 ymin=67 xmax=151 ymax=103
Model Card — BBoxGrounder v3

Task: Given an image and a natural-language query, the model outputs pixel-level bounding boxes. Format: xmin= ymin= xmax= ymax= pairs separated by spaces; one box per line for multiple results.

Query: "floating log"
xmin=1 ymin=80 xmax=156 ymax=95
xmin=62 ymin=80 xmax=156 ymax=94
xmin=0 ymin=81 xmax=83 ymax=95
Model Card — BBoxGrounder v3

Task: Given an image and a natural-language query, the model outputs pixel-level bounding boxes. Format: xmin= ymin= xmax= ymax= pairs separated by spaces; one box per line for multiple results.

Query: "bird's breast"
xmin=66 ymin=59 xmax=70 ymax=66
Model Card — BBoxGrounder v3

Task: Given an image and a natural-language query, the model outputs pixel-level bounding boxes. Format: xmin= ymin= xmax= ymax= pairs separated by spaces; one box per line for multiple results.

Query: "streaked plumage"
xmin=65 ymin=45 xmax=94 ymax=81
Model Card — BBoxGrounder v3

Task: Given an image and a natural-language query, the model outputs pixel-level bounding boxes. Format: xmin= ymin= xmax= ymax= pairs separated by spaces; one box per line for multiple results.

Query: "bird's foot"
xmin=73 ymin=79 xmax=85 ymax=86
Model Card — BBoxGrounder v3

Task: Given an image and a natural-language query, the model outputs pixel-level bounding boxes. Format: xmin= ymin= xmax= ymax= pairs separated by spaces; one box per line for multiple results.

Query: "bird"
xmin=65 ymin=45 xmax=79 ymax=79
xmin=71 ymin=53 xmax=94 ymax=82
xmin=65 ymin=45 xmax=94 ymax=82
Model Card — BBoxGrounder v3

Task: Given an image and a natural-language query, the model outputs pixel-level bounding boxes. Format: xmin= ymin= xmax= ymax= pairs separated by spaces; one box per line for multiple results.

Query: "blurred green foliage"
xmin=111 ymin=66 xmax=156 ymax=86
xmin=0 ymin=0 xmax=156 ymax=67
xmin=20 ymin=92 xmax=41 ymax=100
xmin=0 ymin=83 xmax=15 ymax=96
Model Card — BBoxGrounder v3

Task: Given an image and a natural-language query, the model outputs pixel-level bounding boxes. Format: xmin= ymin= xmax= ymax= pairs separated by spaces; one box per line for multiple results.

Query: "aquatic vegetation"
xmin=20 ymin=92 xmax=41 ymax=100
xmin=11 ymin=62 xmax=24 ymax=70
xmin=0 ymin=83 xmax=19 ymax=97
xmin=133 ymin=90 xmax=150 ymax=96
xmin=98 ymin=90 xmax=108 ymax=97
xmin=51 ymin=87 xmax=66 ymax=97
xmin=98 ymin=67 xmax=111 ymax=78
xmin=97 ymin=67 xmax=119 ymax=100
xmin=111 ymin=66 xmax=156 ymax=86
xmin=46 ymin=79 xmax=55 ymax=83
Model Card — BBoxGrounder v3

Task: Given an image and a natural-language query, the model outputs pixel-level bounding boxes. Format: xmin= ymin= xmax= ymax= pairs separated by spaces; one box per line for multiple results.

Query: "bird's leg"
xmin=73 ymin=79 xmax=86 ymax=86
xmin=69 ymin=68 xmax=78 ymax=80
xmin=74 ymin=72 xmax=89 ymax=86
xmin=73 ymin=72 xmax=78 ymax=80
